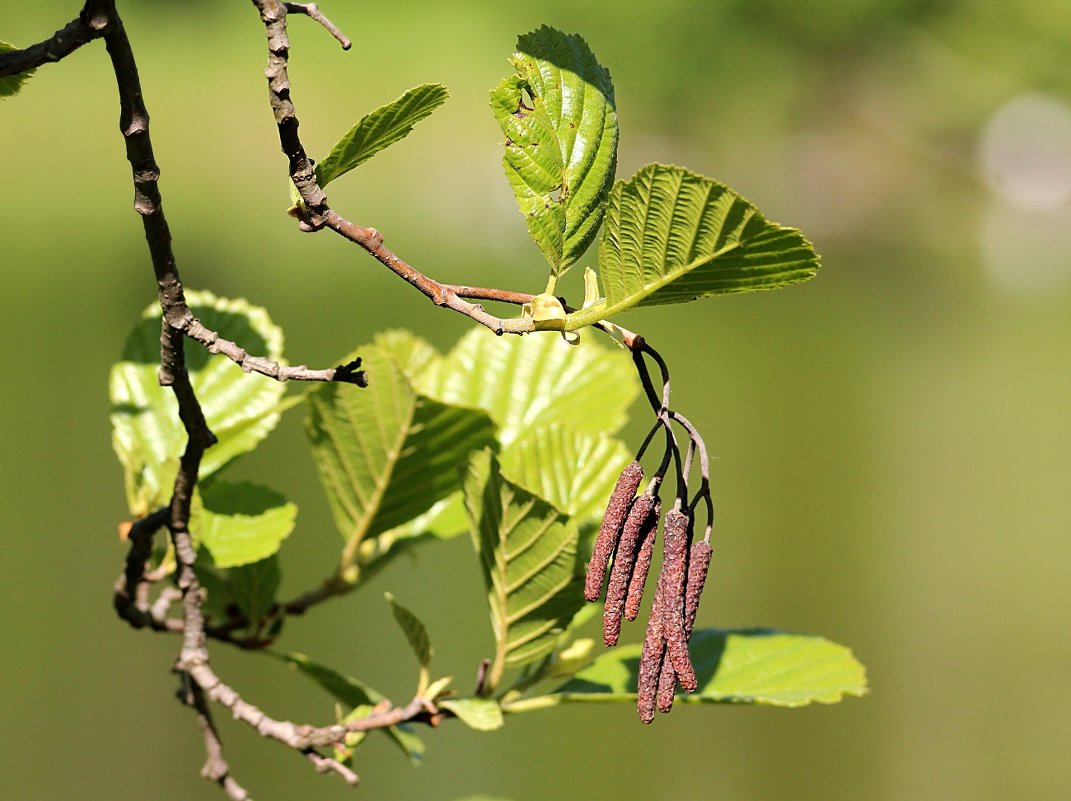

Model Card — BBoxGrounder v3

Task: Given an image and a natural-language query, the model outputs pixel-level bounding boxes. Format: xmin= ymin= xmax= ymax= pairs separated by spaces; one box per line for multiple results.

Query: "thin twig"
xmin=181 ymin=313 xmax=366 ymax=385
xmin=182 ymin=675 xmax=252 ymax=801
xmin=283 ymin=2 xmax=351 ymax=49
xmin=302 ymin=748 xmax=359 ymax=784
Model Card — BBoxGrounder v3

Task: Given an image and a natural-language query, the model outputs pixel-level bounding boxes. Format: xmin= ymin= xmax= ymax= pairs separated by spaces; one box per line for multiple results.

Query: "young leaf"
xmin=315 ymin=83 xmax=449 ymax=187
xmin=423 ymin=676 xmax=453 ymax=701
xmin=499 ymin=423 xmax=631 ymax=527
xmin=565 ymin=164 xmax=821 ymax=329
xmin=463 ymin=451 xmax=584 ymax=692
xmin=192 ymin=480 xmax=297 ymax=568
xmin=110 ymin=291 xmax=289 ymax=516
xmin=439 ymin=698 xmax=505 ymax=731
xmin=282 ymin=652 xmax=426 ymax=765
xmin=0 ymin=41 xmax=35 ymax=99
xmin=502 ymin=629 xmax=867 ymax=711
xmin=305 ymin=332 xmax=497 ymax=577
xmin=491 ymin=26 xmax=618 ymax=276
xmin=385 ymin=592 xmax=432 ymax=693
xmin=419 ymin=328 xmax=638 ymax=446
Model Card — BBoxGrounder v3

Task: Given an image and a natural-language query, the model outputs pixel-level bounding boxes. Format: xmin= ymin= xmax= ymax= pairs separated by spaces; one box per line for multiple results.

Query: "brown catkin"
xmin=657 ymin=536 xmax=714 ymax=706
xmin=636 ymin=585 xmax=666 ymax=724
xmin=584 ymin=461 xmax=643 ymax=602
xmin=624 ymin=497 xmax=661 ymax=621
xmin=602 ymin=494 xmax=656 ymax=646
xmin=658 ymin=509 xmax=697 ymax=692
xmin=656 ymin=651 xmax=677 ymax=712
xmin=683 ymin=540 xmax=713 ymax=637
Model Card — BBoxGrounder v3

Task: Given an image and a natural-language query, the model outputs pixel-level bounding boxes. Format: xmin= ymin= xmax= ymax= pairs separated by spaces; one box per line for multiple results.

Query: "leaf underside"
xmin=491 ymin=26 xmax=618 ymax=275
xmin=315 ymin=83 xmax=449 ymax=187
xmin=499 ymin=423 xmax=631 ymax=527
xmin=566 ymin=164 xmax=821 ymax=328
xmin=419 ymin=327 xmax=637 ymax=447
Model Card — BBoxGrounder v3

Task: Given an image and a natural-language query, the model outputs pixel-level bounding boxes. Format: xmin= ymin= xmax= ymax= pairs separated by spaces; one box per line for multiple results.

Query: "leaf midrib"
xmin=338 ymin=386 xmax=420 ymax=568
xmin=565 ymin=239 xmax=743 ymax=329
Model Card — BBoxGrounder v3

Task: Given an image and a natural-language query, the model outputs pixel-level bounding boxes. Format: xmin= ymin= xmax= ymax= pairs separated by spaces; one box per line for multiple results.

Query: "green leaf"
xmin=228 ymin=555 xmax=281 ymax=623
xmin=0 ymin=41 xmax=35 ymax=98
xmin=315 ymin=83 xmax=449 ymax=187
xmin=385 ymin=592 xmax=433 ymax=687
xmin=490 ymin=26 xmax=618 ymax=276
xmin=282 ymin=652 xmax=426 ymax=765
xmin=463 ymin=451 xmax=584 ymax=692
xmin=284 ymin=652 xmax=384 ymax=706
xmin=305 ymin=332 xmax=497 ymax=578
xmin=420 ymin=327 xmax=638 ymax=446
xmin=499 ymin=423 xmax=631 ymax=527
xmin=504 ymin=629 xmax=867 ymax=711
xmin=439 ymin=698 xmax=504 ymax=731
xmin=384 ymin=724 xmax=426 ymax=766
xmin=110 ymin=291 xmax=289 ymax=516
xmin=566 ymin=164 xmax=821 ymax=329
xmin=193 ymin=480 xmax=296 ymax=568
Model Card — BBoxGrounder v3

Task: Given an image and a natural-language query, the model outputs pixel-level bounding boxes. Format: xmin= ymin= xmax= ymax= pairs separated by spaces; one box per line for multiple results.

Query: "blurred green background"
xmin=3 ymin=1 xmax=1070 ymax=799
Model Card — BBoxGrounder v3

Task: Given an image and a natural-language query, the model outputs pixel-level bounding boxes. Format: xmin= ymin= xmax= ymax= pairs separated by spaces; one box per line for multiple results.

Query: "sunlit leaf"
xmin=503 ymin=629 xmax=867 ymax=711
xmin=316 ymin=83 xmax=448 ymax=187
xmin=420 ymin=328 xmax=637 ymax=446
xmin=490 ymin=26 xmax=618 ymax=275
xmin=439 ymin=698 xmax=504 ymax=731
xmin=192 ymin=480 xmax=296 ymax=568
xmin=0 ymin=41 xmax=35 ymax=98
xmin=110 ymin=291 xmax=288 ymax=517
xmin=499 ymin=423 xmax=631 ymax=527
xmin=464 ymin=451 xmax=584 ymax=691
xmin=566 ymin=164 xmax=820 ymax=328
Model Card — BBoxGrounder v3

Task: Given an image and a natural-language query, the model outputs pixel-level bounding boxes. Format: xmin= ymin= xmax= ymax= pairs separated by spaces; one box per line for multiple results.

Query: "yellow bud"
xmin=529 ymin=293 xmax=566 ymax=330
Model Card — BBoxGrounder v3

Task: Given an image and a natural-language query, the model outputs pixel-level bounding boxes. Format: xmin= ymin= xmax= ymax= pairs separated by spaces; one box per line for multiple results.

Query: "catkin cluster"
xmin=585 ymin=461 xmax=713 ymax=723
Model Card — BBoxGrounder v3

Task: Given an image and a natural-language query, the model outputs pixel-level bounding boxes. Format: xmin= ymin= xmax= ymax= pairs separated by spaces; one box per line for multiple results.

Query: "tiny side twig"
xmin=284 ymin=2 xmax=351 ymax=49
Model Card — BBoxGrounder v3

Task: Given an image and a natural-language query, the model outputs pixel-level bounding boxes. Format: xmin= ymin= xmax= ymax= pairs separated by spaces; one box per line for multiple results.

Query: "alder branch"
xmin=0 ymin=2 xmax=108 ymax=77
xmin=250 ymin=0 xmax=540 ymax=337
xmin=68 ymin=0 xmax=399 ymax=792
